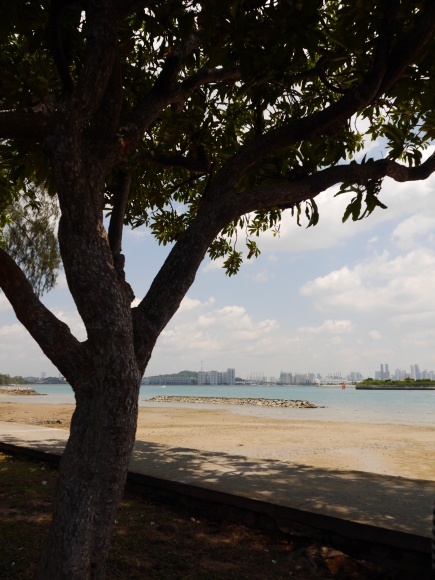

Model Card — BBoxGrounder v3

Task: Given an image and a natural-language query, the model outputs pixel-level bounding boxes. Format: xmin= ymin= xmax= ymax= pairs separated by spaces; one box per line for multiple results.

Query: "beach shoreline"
xmin=0 ymin=401 xmax=434 ymax=482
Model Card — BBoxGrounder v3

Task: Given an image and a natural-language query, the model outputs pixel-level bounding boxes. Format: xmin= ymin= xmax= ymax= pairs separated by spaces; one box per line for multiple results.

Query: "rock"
xmin=0 ymin=387 xmax=41 ymax=396
xmin=146 ymin=396 xmax=319 ymax=409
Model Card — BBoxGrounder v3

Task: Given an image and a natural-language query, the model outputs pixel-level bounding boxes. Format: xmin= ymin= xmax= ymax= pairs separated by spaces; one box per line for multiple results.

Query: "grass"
xmin=0 ymin=452 xmax=410 ymax=579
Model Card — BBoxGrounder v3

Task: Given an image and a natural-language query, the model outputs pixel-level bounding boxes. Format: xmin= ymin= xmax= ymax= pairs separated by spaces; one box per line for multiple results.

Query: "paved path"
xmin=0 ymin=421 xmax=434 ymax=542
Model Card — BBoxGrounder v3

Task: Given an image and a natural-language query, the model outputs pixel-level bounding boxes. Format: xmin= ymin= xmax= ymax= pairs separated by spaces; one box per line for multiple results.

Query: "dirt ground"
xmin=0 ymin=452 xmax=416 ymax=579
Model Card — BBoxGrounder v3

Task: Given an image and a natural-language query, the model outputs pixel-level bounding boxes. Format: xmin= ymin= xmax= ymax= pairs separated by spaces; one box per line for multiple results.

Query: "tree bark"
xmin=37 ymin=348 xmax=142 ymax=579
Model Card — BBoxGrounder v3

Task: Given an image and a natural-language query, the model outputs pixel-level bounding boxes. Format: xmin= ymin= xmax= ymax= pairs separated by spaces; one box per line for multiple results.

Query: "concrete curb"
xmin=0 ymin=440 xmax=431 ymax=558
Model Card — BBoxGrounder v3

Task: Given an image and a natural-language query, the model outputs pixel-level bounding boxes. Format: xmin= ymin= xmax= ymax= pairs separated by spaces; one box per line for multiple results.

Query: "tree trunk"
xmin=37 ymin=351 xmax=142 ymax=579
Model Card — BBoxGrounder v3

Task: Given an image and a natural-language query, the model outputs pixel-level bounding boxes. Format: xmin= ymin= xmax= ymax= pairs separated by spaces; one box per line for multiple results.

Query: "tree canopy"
xmin=2 ymin=0 xmax=435 ymax=277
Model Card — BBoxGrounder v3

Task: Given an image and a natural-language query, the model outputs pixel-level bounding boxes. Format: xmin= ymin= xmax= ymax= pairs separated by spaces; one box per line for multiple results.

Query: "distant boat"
xmin=161 ymin=385 xmax=166 ymax=388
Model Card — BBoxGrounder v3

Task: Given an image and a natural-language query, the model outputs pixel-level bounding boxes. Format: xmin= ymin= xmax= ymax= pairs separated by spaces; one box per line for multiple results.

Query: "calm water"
xmin=3 ymin=384 xmax=435 ymax=426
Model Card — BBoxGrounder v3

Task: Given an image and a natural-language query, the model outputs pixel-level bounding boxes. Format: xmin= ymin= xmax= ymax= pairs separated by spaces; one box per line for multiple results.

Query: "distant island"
xmin=357 ymin=378 xmax=435 ymax=390
xmin=359 ymin=378 xmax=435 ymax=386
xmin=0 ymin=373 xmax=69 ymax=385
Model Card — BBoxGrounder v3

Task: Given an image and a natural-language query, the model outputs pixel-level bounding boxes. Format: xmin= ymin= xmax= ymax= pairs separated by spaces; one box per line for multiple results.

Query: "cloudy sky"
xmin=2 ymin=142 xmax=435 ymax=379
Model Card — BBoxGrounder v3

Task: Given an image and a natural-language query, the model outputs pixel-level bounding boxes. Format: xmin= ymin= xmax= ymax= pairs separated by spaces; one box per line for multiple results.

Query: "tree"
xmin=1 ymin=194 xmax=61 ymax=296
xmin=1 ymin=0 xmax=435 ymax=577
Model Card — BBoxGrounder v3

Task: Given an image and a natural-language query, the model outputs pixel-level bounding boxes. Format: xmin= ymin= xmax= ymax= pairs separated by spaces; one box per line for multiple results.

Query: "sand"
xmin=1 ymin=401 xmax=434 ymax=481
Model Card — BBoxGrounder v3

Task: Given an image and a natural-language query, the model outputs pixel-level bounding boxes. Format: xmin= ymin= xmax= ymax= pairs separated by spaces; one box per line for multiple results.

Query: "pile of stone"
xmin=0 ymin=386 xmax=41 ymax=396
xmin=147 ymin=396 xmax=319 ymax=408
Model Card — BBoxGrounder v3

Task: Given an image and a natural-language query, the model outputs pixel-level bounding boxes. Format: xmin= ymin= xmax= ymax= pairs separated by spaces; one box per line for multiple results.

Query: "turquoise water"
xmin=6 ymin=384 xmax=435 ymax=426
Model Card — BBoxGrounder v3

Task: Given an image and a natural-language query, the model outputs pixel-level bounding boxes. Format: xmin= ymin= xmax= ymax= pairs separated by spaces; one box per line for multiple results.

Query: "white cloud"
xmin=390 ymin=213 xmax=435 ymax=250
xmin=369 ymin=330 xmax=382 ymax=341
xmin=246 ymin=270 xmax=271 ymax=283
xmin=202 ymin=258 xmax=225 ymax=272
xmin=300 ymin=248 xmax=435 ymax=318
xmin=298 ymin=319 xmax=352 ymax=334
xmin=368 ymin=236 xmax=378 ymax=244
xmin=0 ymin=323 xmax=57 ymax=375
xmin=147 ymin=297 xmax=302 ymax=374
xmin=329 ymin=336 xmax=344 ymax=346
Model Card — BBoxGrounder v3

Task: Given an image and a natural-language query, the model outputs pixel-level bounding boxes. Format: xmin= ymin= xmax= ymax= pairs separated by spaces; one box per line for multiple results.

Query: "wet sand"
xmin=0 ymin=401 xmax=434 ymax=481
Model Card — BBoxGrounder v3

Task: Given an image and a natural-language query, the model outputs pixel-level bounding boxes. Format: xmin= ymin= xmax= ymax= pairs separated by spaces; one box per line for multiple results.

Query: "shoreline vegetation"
xmin=147 ymin=396 xmax=319 ymax=408
xmin=359 ymin=378 xmax=435 ymax=386
xmin=0 ymin=373 xmax=29 ymax=386
xmin=0 ymin=373 xmax=68 ymax=386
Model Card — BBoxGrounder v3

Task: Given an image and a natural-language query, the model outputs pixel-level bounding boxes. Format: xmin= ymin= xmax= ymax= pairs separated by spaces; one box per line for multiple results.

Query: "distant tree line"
xmin=0 ymin=374 xmax=29 ymax=385
xmin=361 ymin=377 xmax=435 ymax=386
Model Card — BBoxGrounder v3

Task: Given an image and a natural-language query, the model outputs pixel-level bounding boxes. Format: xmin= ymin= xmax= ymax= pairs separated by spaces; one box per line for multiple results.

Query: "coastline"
xmin=0 ymin=401 xmax=434 ymax=481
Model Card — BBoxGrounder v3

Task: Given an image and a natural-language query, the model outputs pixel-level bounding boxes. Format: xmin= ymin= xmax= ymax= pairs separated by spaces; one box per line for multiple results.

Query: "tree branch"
xmin=0 ymin=247 xmax=93 ymax=386
xmin=132 ymin=195 xmax=231 ymax=370
xmin=170 ymin=65 xmax=241 ymax=114
xmin=48 ymin=0 xmax=75 ymax=94
xmin=108 ymin=172 xmax=131 ymax=257
xmin=376 ymin=0 xmax=435 ymax=97
xmin=140 ymin=150 xmax=211 ymax=172
xmin=66 ymin=3 xmax=119 ymax=125
xmin=234 ymin=154 xmax=435 ymax=215
xmin=108 ymin=60 xmax=239 ymax=165
xmin=109 ymin=31 xmax=202 ymax=161
xmin=90 ymin=55 xmax=123 ymax=145
xmin=212 ymin=0 xmax=435 ymax=190
xmin=0 ymin=111 xmax=53 ymax=141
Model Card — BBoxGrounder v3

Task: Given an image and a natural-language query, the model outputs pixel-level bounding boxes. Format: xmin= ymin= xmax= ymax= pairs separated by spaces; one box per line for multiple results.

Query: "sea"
xmin=2 ymin=384 xmax=435 ymax=427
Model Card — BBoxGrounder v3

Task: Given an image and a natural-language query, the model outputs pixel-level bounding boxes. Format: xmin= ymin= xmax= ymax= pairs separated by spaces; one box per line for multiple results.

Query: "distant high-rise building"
xmin=414 ymin=364 xmax=420 ymax=380
xmin=197 ymin=368 xmax=235 ymax=385
xmin=380 ymin=364 xmax=384 ymax=379
xmin=385 ymin=364 xmax=389 ymax=379
xmin=279 ymin=371 xmax=292 ymax=384
xmin=410 ymin=365 xmax=415 ymax=380
xmin=226 ymin=368 xmax=235 ymax=385
xmin=41 ymin=372 xmax=46 ymax=380
xmin=395 ymin=369 xmax=401 ymax=380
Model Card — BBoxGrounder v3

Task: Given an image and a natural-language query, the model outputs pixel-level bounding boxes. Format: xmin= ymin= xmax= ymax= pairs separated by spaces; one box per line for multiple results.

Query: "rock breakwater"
xmin=0 ymin=386 xmax=42 ymax=396
xmin=147 ymin=396 xmax=319 ymax=408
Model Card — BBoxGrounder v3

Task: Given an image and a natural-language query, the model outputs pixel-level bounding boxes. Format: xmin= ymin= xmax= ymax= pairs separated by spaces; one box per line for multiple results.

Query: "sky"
xmin=1 ymin=143 xmax=435 ymax=380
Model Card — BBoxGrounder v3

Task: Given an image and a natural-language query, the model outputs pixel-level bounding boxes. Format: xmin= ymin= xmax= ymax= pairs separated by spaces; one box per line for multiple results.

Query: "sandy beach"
xmin=0 ymin=401 xmax=434 ymax=481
